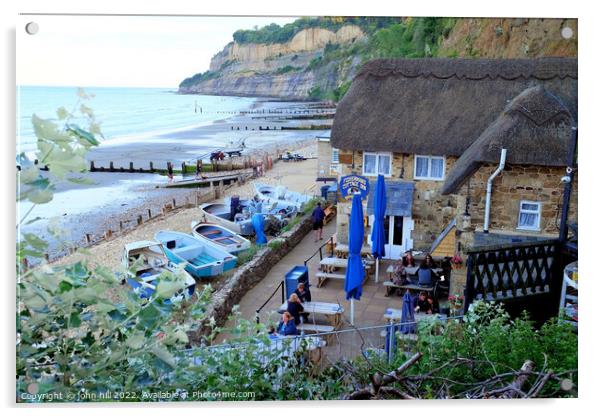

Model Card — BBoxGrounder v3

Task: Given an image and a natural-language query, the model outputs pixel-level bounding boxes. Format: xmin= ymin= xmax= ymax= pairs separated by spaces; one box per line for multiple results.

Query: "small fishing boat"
xmin=224 ymin=196 xmax=298 ymax=218
xmin=190 ymin=222 xmax=251 ymax=254
xmin=121 ymin=240 xmax=196 ymax=299
xmin=154 ymin=231 xmax=237 ymax=278
xmin=199 ymin=202 xmax=255 ymax=236
xmin=254 ymin=183 xmax=312 ymax=210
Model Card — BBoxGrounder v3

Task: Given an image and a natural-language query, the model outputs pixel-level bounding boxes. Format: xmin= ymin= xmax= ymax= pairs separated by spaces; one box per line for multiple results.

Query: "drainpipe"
xmin=483 ymin=149 xmax=507 ymax=233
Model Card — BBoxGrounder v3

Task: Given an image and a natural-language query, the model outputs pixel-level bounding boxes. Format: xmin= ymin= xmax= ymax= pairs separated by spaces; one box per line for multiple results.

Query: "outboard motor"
xmin=230 ymin=195 xmax=241 ymax=221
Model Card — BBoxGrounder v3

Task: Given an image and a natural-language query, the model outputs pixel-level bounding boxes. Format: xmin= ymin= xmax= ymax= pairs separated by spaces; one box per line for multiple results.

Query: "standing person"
xmin=286 ymin=293 xmax=305 ymax=325
xmin=195 ymin=159 xmax=203 ymax=180
xmin=167 ymin=161 xmax=174 ymax=183
xmin=311 ymin=202 xmax=326 ymax=242
xmin=276 ymin=312 xmax=298 ymax=336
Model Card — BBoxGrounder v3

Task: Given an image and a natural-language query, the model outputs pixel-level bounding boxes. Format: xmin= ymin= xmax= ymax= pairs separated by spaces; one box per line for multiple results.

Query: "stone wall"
xmin=456 ymin=163 xmax=578 ymax=240
xmin=335 ymin=149 xmax=577 ymax=251
xmin=192 ymin=214 xmax=313 ymax=343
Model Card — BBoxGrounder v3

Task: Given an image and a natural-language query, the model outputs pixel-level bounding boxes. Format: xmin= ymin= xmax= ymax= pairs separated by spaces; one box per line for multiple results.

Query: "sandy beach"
xmin=51 ymin=143 xmax=319 ymax=277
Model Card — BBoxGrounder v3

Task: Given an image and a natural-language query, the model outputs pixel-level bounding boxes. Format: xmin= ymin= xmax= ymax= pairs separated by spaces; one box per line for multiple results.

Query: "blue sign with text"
xmin=339 ymin=175 xmax=370 ymax=199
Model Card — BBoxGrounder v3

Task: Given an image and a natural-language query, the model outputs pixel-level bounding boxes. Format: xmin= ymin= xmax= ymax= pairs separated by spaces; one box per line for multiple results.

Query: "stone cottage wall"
xmin=455 ymin=163 xmax=578 ymax=240
xmin=336 ymin=149 xmax=459 ymax=250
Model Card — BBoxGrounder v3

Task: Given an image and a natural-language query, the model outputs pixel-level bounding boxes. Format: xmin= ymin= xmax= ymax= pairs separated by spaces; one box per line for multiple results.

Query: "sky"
xmin=16 ymin=15 xmax=297 ymax=88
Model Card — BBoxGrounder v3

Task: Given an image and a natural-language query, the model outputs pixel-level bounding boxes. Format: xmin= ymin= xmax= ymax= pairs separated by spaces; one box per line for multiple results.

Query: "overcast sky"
xmin=17 ymin=15 xmax=297 ymax=88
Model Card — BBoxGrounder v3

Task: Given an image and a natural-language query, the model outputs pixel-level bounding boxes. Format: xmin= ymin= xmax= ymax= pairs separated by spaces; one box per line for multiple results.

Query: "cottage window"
xmin=517 ymin=201 xmax=542 ymax=231
xmin=331 ymin=148 xmax=340 ymax=164
xmin=363 ymin=152 xmax=392 ymax=177
xmin=414 ymin=155 xmax=445 ymax=180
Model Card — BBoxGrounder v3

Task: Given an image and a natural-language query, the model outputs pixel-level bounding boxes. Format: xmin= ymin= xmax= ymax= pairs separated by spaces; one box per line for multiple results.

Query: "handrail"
xmin=255 ymin=281 xmax=285 ymax=324
xmin=304 ymin=235 xmax=335 ymax=266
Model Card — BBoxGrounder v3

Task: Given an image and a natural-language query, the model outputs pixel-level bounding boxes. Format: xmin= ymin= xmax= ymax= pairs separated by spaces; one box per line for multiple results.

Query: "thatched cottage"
xmin=329 ymin=57 xmax=577 ymax=259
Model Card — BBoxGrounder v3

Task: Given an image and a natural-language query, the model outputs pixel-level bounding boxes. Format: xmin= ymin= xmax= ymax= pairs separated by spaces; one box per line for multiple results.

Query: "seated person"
xmin=294 ymin=282 xmax=312 ymax=303
xmin=276 ymin=312 xmax=298 ymax=336
xmin=286 ymin=293 xmax=305 ymax=325
xmin=267 ymin=325 xmax=280 ymax=340
xmin=402 ymin=251 xmax=416 ymax=268
xmin=423 ymin=253 xmax=436 ymax=268
xmin=393 ymin=251 xmax=418 ymax=285
xmin=417 ymin=262 xmax=436 ymax=286
xmin=414 ymin=291 xmax=434 ymax=314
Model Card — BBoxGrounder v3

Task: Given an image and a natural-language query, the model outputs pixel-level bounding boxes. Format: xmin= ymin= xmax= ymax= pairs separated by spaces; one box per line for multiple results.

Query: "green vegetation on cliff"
xmin=179 ymin=17 xmax=577 ymax=102
xmin=232 ymin=16 xmax=401 ymax=44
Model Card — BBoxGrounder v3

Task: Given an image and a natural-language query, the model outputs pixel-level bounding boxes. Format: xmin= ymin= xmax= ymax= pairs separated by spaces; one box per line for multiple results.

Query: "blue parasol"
xmin=371 ymin=174 xmax=387 ymax=283
xmin=344 ymin=193 xmax=365 ymax=325
xmin=252 ymin=213 xmax=267 ymax=245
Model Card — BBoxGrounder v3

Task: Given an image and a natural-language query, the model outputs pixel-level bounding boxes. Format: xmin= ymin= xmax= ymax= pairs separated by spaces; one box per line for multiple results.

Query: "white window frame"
xmin=517 ymin=200 xmax=542 ymax=231
xmin=331 ymin=147 xmax=340 ymax=164
xmin=362 ymin=152 xmax=392 ymax=177
xmin=414 ymin=155 xmax=446 ymax=181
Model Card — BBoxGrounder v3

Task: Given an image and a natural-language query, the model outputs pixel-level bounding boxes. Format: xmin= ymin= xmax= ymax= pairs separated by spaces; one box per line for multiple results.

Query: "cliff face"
xmin=179 ymin=25 xmax=367 ymax=99
xmin=179 ymin=18 xmax=577 ymax=100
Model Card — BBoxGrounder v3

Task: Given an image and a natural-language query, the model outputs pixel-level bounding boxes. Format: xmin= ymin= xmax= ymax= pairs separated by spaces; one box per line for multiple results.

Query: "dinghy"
xmin=154 ymin=231 xmax=237 ymax=278
xmin=121 ymin=240 xmax=196 ymax=299
xmin=191 ymin=222 xmax=251 ymax=254
xmin=254 ymin=183 xmax=312 ymax=210
xmin=199 ymin=202 xmax=255 ymax=236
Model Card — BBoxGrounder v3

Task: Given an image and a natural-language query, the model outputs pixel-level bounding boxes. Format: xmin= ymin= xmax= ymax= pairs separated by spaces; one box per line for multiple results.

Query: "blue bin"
xmin=284 ymin=265 xmax=309 ymax=300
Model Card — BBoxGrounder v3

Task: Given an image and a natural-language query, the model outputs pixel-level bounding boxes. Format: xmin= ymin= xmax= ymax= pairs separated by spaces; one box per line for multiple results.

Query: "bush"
xmin=236 ymin=244 xmax=259 ymax=266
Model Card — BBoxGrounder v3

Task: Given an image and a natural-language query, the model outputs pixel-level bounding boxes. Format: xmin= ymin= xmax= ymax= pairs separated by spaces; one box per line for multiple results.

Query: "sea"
xmin=17 ymin=86 xmax=256 ymax=157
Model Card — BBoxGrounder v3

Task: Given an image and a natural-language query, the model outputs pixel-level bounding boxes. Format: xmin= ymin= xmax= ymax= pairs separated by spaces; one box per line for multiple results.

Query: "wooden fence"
xmin=463 ymin=239 xmax=576 ymax=323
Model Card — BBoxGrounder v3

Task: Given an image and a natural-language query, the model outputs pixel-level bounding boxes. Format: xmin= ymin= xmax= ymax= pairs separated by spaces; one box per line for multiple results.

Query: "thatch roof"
xmin=330 ymin=58 xmax=577 ymax=156
xmin=440 ymin=85 xmax=574 ymax=195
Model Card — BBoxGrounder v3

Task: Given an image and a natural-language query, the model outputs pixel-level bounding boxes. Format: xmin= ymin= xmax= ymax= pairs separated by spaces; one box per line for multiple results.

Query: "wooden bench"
xmin=323 ymin=206 xmax=336 ymax=224
xmin=297 ymin=323 xmax=335 ymax=333
xmin=316 ymin=271 xmax=346 ymax=287
xmin=383 ymin=281 xmax=435 ymax=297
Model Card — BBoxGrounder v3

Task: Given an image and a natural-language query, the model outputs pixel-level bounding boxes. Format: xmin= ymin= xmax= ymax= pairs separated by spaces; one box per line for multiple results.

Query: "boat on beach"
xmin=190 ymin=222 xmax=251 ymax=254
xmin=224 ymin=196 xmax=298 ymax=218
xmin=121 ymin=240 xmax=196 ymax=299
xmin=254 ymin=183 xmax=312 ymax=210
xmin=154 ymin=230 xmax=237 ymax=278
xmin=199 ymin=202 xmax=256 ymax=236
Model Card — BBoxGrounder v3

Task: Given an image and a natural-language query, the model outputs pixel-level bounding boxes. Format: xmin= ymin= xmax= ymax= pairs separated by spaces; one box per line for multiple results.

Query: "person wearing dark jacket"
xmin=293 ymin=282 xmax=312 ymax=303
xmin=286 ymin=293 xmax=305 ymax=325
xmin=276 ymin=312 xmax=298 ymax=336
xmin=311 ymin=202 xmax=326 ymax=242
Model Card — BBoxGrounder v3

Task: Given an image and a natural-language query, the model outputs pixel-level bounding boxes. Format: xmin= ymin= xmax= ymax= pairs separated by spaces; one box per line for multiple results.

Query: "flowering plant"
xmin=448 ymin=294 xmax=464 ymax=309
xmin=451 ymin=253 xmax=463 ymax=269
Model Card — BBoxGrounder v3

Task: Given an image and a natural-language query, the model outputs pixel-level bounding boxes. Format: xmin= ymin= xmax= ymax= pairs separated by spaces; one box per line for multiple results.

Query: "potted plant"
xmin=448 ymin=294 xmax=464 ymax=316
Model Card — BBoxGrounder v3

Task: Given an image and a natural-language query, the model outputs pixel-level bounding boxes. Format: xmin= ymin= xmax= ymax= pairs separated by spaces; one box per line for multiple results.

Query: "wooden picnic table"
xmin=383 ymin=281 xmax=436 ymax=297
xmin=278 ymin=301 xmax=344 ymax=328
xmin=334 ymin=243 xmax=374 ymax=258
xmin=386 ymin=265 xmax=442 ymax=280
xmin=317 ymin=257 xmax=373 ymax=287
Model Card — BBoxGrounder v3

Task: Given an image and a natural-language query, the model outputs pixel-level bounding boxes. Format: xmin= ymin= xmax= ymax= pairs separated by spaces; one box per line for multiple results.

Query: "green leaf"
xmin=22 ymin=233 xmax=48 ymax=250
xmin=156 ymin=279 xmax=186 ymax=299
xmin=77 ymin=88 xmax=89 ymax=99
xmin=80 ymin=104 xmax=94 ymax=119
xmin=95 ymin=302 xmax=117 ymax=313
xmin=24 ymin=216 xmax=43 ymax=225
xmin=67 ymin=124 xmax=100 ymax=147
xmin=44 ymin=148 xmax=87 ymax=178
xmin=151 ymin=345 xmax=176 ymax=368
xmin=67 ymin=176 xmax=96 ymax=185
xmin=31 ymin=114 xmax=71 ymax=145
xmin=69 ymin=311 xmax=81 ymax=327
xmin=19 ymin=166 xmax=40 ymax=185
xmin=125 ymin=333 xmax=146 ymax=350
xmin=27 ymin=188 xmax=53 ymax=204
xmin=56 ymin=106 xmax=70 ymax=120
